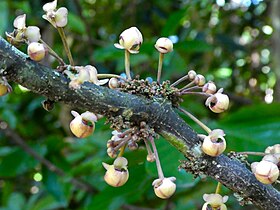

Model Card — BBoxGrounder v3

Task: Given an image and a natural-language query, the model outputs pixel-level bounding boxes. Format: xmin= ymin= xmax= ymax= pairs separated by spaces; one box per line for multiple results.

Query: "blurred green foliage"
xmin=0 ymin=0 xmax=279 ymax=209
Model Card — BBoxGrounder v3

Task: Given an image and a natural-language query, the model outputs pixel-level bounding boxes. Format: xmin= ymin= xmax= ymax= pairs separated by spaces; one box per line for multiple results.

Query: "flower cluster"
xmin=251 ymin=144 xmax=280 ymax=184
xmin=4 ymin=3 xmax=234 ymax=203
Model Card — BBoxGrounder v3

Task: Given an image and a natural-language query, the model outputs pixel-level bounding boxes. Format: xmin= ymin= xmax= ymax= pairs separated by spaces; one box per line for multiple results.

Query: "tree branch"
xmin=0 ymin=36 xmax=279 ymax=209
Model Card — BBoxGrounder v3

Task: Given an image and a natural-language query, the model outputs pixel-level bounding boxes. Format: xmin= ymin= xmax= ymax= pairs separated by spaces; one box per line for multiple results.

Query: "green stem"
xmin=157 ymin=53 xmax=164 ymax=84
xmin=125 ymin=50 xmax=131 ymax=80
xmin=39 ymin=39 xmax=65 ymax=66
xmin=178 ymin=107 xmax=212 ymax=134
xmin=215 ymin=182 xmax=222 ymax=194
xmin=149 ymin=136 xmax=164 ymax=179
xmin=118 ymin=145 xmax=126 ymax=157
xmin=57 ymin=27 xmax=74 ymax=66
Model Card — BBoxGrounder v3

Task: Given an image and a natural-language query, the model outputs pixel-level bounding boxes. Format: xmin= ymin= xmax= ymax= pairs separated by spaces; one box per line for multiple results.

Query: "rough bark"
xmin=0 ymin=36 xmax=279 ymax=209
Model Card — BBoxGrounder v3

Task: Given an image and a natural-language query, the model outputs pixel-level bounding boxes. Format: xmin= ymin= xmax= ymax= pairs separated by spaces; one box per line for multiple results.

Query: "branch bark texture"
xmin=0 ymin=36 xmax=279 ymax=209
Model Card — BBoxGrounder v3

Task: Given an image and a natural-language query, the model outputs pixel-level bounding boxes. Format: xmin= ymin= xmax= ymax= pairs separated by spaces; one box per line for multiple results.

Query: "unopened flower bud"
xmin=203 ymin=81 xmax=217 ymax=94
xmin=153 ymin=177 xmax=176 ymax=199
xmin=251 ymin=160 xmax=279 ymax=184
xmin=27 ymin=42 xmax=47 ymax=61
xmin=0 ymin=78 xmax=12 ymax=97
xmin=69 ymin=110 xmax=97 ymax=138
xmin=188 ymin=70 xmax=197 ymax=81
xmin=146 ymin=154 xmax=156 ymax=162
xmin=102 ymin=157 xmax=129 ymax=187
xmin=114 ymin=27 xmax=143 ymax=53
xmin=25 ymin=26 xmax=41 ymax=42
xmin=194 ymin=74 xmax=205 ymax=86
xmin=108 ymin=78 xmax=119 ymax=89
xmin=262 ymin=154 xmax=279 ymax=165
xmin=107 ymin=147 xmax=117 ymax=158
xmin=201 ymin=129 xmax=226 ymax=157
xmin=128 ymin=141 xmax=138 ymax=151
xmin=154 ymin=37 xmax=173 ymax=54
xmin=265 ymin=144 xmax=280 ymax=154
xmin=205 ymin=89 xmax=229 ymax=113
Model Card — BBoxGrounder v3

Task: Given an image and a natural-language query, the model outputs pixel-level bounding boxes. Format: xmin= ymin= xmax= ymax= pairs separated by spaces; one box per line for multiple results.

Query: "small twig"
xmin=157 ymin=53 xmax=164 ymax=84
xmin=170 ymin=75 xmax=189 ymax=87
xmin=178 ymin=107 xmax=212 ymax=134
xmin=39 ymin=39 xmax=65 ymax=66
xmin=0 ymin=120 xmax=95 ymax=193
xmin=237 ymin=151 xmax=280 ymax=157
xmin=57 ymin=27 xmax=74 ymax=66
xmin=149 ymin=136 xmax=164 ymax=179
xmin=180 ymin=91 xmax=211 ymax=97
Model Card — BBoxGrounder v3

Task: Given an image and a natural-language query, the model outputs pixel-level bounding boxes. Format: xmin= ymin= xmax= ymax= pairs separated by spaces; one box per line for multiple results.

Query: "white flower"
xmin=42 ymin=0 xmax=68 ymax=28
xmin=205 ymin=88 xmax=229 ymax=113
xmin=114 ymin=27 xmax=143 ymax=53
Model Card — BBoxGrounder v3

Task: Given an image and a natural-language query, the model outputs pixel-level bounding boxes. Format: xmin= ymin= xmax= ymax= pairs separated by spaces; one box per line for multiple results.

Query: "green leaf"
xmin=214 ymin=103 xmax=280 ymax=152
xmin=145 ymin=137 xmax=194 ymax=185
xmin=0 ymin=145 xmax=46 ymax=177
xmin=42 ymin=169 xmax=67 ymax=207
xmin=67 ymin=13 xmax=86 ymax=34
xmin=0 ymin=1 xmax=8 ymax=36
xmin=7 ymin=193 xmax=25 ymax=210
xmin=175 ymin=40 xmax=213 ymax=53
xmin=161 ymin=9 xmax=187 ymax=36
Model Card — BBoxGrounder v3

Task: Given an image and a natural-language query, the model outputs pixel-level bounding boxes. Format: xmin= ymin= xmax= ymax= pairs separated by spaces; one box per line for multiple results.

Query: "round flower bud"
xmin=201 ymin=129 xmax=226 ymax=157
xmin=194 ymin=74 xmax=205 ymax=86
xmin=27 ymin=42 xmax=47 ymax=62
xmin=146 ymin=154 xmax=156 ymax=162
xmin=108 ymin=78 xmax=119 ymax=89
xmin=152 ymin=177 xmax=176 ymax=199
xmin=107 ymin=147 xmax=117 ymax=158
xmin=0 ymin=84 xmax=10 ymax=96
xmin=203 ymin=81 xmax=217 ymax=94
xmin=265 ymin=144 xmax=280 ymax=154
xmin=205 ymin=89 xmax=229 ymax=113
xmin=69 ymin=110 xmax=97 ymax=138
xmin=0 ymin=78 xmax=12 ymax=97
xmin=25 ymin=26 xmax=41 ymax=42
xmin=128 ymin=141 xmax=138 ymax=151
xmin=154 ymin=37 xmax=173 ymax=54
xmin=114 ymin=27 xmax=143 ymax=53
xmin=102 ymin=157 xmax=129 ymax=187
xmin=253 ymin=160 xmax=279 ymax=184
xmin=187 ymin=70 xmax=197 ymax=81
xmin=262 ymin=154 xmax=279 ymax=165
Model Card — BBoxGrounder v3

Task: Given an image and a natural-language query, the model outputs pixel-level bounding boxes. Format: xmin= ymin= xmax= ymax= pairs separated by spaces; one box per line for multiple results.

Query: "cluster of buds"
xmin=69 ymin=110 xmax=97 ymax=138
xmin=102 ymin=157 xmax=129 ymax=187
xmin=64 ymin=65 xmax=109 ymax=89
xmin=251 ymin=144 xmax=280 ymax=184
xmin=200 ymin=129 xmax=226 ymax=157
xmin=172 ymin=70 xmax=229 ymax=113
xmin=6 ymin=14 xmax=47 ymax=62
xmin=202 ymin=193 xmax=228 ymax=210
xmin=106 ymin=122 xmax=151 ymax=158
